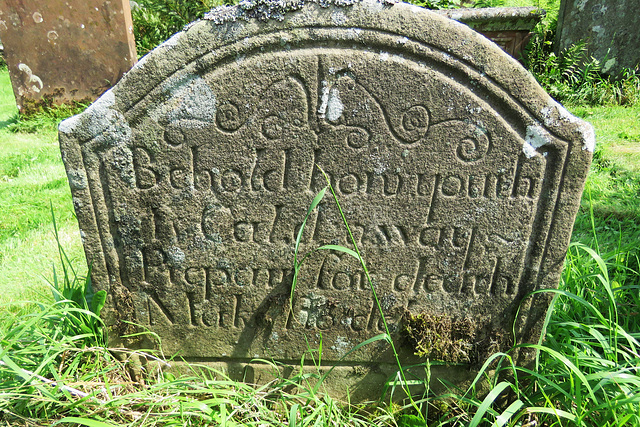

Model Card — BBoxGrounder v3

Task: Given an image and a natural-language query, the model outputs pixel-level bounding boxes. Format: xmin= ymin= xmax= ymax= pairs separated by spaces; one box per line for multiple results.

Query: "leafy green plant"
xmin=132 ymin=0 xmax=231 ymax=55
xmin=524 ymin=24 xmax=640 ymax=106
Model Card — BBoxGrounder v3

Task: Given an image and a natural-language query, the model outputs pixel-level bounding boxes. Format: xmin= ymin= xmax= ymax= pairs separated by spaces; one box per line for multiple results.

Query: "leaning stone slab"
xmin=59 ymin=0 xmax=593 ymax=399
xmin=0 ymin=0 xmax=137 ymax=114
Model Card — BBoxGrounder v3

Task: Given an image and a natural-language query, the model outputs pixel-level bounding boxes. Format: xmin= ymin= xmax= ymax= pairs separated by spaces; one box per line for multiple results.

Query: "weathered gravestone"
xmin=0 ymin=0 xmax=137 ymax=114
xmin=59 ymin=0 xmax=594 ymax=399
xmin=556 ymin=0 xmax=640 ymax=77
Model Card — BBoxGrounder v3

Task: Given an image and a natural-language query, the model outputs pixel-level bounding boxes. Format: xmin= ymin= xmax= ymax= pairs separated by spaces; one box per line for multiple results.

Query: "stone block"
xmin=0 ymin=0 xmax=137 ymax=114
xmin=59 ymin=0 xmax=594 ymax=398
xmin=435 ymin=7 xmax=545 ymax=60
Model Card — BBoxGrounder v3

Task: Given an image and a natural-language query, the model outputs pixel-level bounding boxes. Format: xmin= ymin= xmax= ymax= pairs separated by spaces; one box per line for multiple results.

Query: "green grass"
xmin=0 ymin=73 xmax=86 ymax=306
xmin=574 ymin=105 xmax=640 ymax=172
xmin=570 ymin=105 xmax=640 ymax=259
xmin=0 ymin=71 xmax=17 ymax=128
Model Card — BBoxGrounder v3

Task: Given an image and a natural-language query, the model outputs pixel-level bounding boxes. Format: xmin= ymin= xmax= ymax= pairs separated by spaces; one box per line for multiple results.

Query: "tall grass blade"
xmin=289 ymin=403 xmax=300 ymax=427
xmin=294 ymin=186 xmax=327 ymax=256
xmin=312 ymin=244 xmax=359 ymax=259
xmin=491 ymin=399 xmax=524 ymax=427
xmin=54 ymin=417 xmax=119 ymax=427
xmin=521 ymin=344 xmax=598 ymax=403
xmin=468 ymin=381 xmax=511 ymax=427
xmin=291 ymin=186 xmax=328 ymax=305
xmin=525 ymin=406 xmax=577 ymax=422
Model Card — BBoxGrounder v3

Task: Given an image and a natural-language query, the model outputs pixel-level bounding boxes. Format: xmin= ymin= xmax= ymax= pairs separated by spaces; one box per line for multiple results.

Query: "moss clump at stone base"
xmin=402 ymin=313 xmax=511 ymax=365
xmin=19 ymin=97 xmax=89 ymax=118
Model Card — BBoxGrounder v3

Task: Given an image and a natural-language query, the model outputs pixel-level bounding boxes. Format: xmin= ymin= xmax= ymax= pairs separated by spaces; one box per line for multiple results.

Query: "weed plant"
xmin=132 ymin=0 xmax=231 ymax=55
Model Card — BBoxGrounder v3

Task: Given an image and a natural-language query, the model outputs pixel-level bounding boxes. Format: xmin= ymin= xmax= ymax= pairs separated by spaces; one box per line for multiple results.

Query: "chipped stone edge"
xmin=541 ymin=99 xmax=596 ymax=154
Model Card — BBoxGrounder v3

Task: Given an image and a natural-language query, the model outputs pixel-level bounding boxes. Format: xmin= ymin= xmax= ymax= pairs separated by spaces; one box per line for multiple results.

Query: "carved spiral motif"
xmin=400 ymin=105 xmax=429 ymax=142
xmin=346 ymin=128 xmax=369 ymax=148
xmin=216 ymin=103 xmax=243 ymax=131
xmin=262 ymin=115 xmax=284 ymax=140
xmin=456 ymin=128 xmax=490 ymax=162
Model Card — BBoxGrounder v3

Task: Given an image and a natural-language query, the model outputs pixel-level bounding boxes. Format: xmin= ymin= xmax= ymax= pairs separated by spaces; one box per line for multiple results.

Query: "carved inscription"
xmin=102 ymin=51 xmax=554 ymax=339
xmin=59 ymin=6 xmax=592 ymax=366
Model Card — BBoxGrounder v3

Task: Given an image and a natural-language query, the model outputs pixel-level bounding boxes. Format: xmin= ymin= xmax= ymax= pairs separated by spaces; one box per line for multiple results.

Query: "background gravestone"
xmin=0 ymin=0 xmax=137 ymax=114
xmin=556 ymin=0 xmax=640 ymax=77
xmin=59 ymin=0 xmax=594 ymax=398
xmin=435 ymin=7 xmax=545 ymax=61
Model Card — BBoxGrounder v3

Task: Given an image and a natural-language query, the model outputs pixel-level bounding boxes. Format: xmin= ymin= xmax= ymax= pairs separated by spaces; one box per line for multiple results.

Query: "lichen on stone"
xmin=203 ymin=0 xmax=398 ymax=24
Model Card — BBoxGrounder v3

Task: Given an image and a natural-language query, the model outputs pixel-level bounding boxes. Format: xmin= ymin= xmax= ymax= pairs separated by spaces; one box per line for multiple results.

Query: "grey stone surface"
xmin=556 ymin=0 xmax=640 ymax=76
xmin=434 ymin=6 xmax=545 ymax=32
xmin=59 ymin=0 xmax=593 ymax=393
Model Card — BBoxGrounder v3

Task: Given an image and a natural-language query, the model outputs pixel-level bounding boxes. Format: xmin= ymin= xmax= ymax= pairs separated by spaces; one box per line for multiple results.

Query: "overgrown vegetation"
xmin=132 ymin=0 xmax=230 ymax=55
xmin=525 ymin=30 xmax=640 ymax=106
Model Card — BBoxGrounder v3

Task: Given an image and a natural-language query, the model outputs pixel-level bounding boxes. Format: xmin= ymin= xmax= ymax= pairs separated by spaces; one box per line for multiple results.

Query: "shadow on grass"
xmin=0 ymin=112 xmax=18 ymax=130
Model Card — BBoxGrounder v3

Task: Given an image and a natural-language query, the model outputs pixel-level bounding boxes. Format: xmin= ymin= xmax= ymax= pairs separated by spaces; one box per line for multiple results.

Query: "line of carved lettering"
xmin=143 ymin=222 xmax=525 ymax=290
xmin=138 ymin=223 xmax=522 ymax=327
xmin=131 ymin=146 xmax=545 ymax=202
